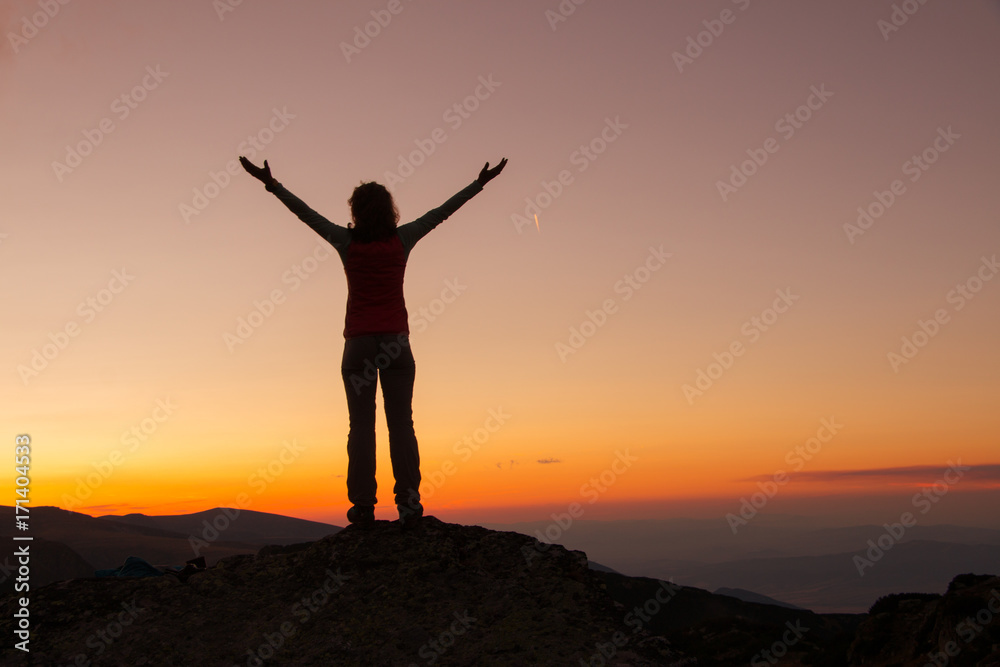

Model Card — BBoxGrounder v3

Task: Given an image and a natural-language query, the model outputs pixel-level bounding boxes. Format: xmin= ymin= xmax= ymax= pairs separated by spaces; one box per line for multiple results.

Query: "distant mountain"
xmin=98 ymin=507 xmax=340 ymax=546
xmin=484 ymin=519 xmax=1000 ymax=565
xmin=654 ymin=540 xmax=1000 ymax=613
xmin=0 ymin=506 xmax=340 ymax=577
xmin=484 ymin=518 xmax=1000 ymax=613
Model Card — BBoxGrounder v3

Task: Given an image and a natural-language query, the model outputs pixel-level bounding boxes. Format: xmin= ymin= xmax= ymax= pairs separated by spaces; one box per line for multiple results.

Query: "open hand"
xmin=477 ymin=158 xmax=507 ymax=185
xmin=240 ymin=156 xmax=273 ymax=183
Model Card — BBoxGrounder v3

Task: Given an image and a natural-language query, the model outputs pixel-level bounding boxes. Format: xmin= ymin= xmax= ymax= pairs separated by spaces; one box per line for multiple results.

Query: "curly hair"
xmin=348 ymin=182 xmax=399 ymax=243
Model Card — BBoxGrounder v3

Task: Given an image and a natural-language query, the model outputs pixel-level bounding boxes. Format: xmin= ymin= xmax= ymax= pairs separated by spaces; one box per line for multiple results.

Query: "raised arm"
xmin=397 ymin=158 xmax=507 ymax=253
xmin=239 ymin=156 xmax=350 ymax=249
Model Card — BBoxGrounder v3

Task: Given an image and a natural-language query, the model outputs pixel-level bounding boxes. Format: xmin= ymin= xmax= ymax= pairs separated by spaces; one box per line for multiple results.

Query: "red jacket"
xmin=266 ymin=180 xmax=483 ymax=338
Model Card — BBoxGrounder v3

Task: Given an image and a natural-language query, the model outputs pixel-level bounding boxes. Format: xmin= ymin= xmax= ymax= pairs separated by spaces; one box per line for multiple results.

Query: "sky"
xmin=3 ymin=0 xmax=999 ymax=528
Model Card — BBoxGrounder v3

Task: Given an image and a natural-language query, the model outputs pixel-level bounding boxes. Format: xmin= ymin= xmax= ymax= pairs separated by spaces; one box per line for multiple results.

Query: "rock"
xmin=847 ymin=573 xmax=1000 ymax=666
xmin=0 ymin=517 xmax=679 ymax=666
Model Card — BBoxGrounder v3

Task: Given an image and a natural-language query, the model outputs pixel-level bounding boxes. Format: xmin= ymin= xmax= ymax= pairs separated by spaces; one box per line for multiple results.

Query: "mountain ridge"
xmin=1 ymin=515 xmax=996 ymax=664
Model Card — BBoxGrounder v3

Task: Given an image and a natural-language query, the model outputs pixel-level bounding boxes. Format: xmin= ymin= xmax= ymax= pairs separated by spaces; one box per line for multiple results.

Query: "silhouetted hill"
xmin=99 ymin=508 xmax=339 ymax=546
xmin=0 ymin=537 xmax=93 ymax=594
xmin=0 ymin=506 xmax=340 ymax=575
xmin=0 ymin=517 xmax=875 ymax=665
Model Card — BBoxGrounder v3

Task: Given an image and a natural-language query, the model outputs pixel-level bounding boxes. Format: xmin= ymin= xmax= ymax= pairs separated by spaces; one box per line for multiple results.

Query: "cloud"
xmin=739 ymin=463 xmax=1000 ymax=484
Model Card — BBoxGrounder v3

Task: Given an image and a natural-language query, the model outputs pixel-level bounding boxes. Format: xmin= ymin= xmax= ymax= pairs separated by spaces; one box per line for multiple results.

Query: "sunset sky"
xmin=3 ymin=0 xmax=999 ymax=528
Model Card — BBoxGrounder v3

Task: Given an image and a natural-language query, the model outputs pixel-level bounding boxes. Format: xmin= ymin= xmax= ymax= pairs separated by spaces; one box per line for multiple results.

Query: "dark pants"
xmin=341 ymin=333 xmax=420 ymax=508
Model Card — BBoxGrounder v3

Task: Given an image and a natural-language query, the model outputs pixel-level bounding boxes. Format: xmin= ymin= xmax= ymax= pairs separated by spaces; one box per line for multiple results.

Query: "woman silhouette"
xmin=240 ymin=156 xmax=507 ymax=525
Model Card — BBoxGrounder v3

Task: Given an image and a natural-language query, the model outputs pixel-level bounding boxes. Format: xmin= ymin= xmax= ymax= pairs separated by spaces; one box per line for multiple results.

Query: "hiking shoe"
xmin=397 ymin=501 xmax=423 ymax=528
xmin=347 ymin=504 xmax=375 ymax=525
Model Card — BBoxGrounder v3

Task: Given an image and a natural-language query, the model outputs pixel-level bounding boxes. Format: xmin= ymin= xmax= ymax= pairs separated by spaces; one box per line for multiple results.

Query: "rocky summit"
xmin=1 ymin=517 xmax=678 ymax=666
xmin=0 ymin=516 xmax=996 ymax=666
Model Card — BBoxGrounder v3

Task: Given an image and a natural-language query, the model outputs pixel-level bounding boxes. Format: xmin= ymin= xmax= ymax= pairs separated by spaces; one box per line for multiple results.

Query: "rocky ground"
xmin=0 ymin=517 xmax=996 ymax=665
xmin=1 ymin=518 xmax=678 ymax=665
